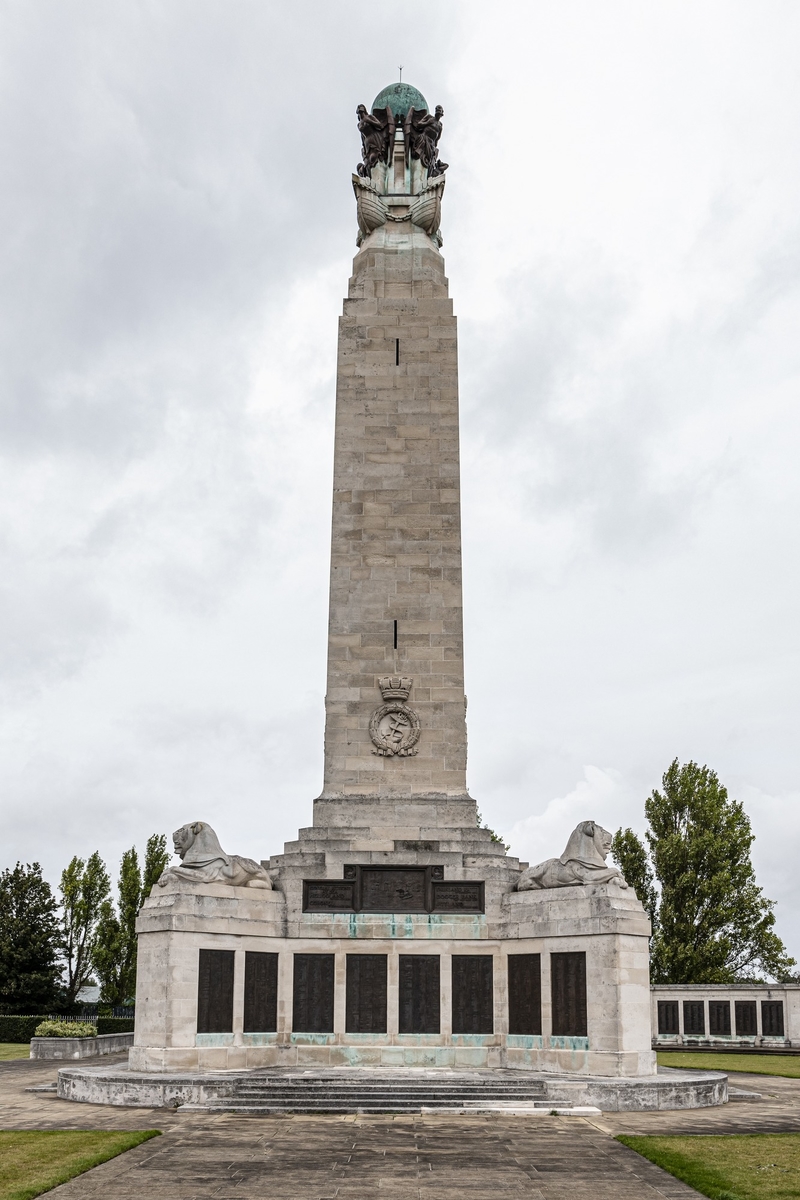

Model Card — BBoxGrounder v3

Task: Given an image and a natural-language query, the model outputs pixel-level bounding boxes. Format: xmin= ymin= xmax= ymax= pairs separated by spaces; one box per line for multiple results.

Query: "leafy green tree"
xmin=0 ymin=863 xmax=61 ymax=1012
xmin=59 ymin=852 xmax=110 ymax=1008
xmin=611 ymin=827 xmax=658 ymax=930
xmin=627 ymin=759 xmax=795 ymax=984
xmin=142 ymin=834 xmax=170 ymax=899
xmin=93 ymin=835 xmax=170 ymax=1006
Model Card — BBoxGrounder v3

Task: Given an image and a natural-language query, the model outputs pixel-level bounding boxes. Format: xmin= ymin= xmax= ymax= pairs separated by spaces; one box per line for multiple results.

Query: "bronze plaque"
xmin=432 ymin=881 xmax=484 ymax=912
xmin=197 ymin=948 xmax=234 ymax=1034
xmin=452 ymin=955 xmax=493 ymax=1034
xmin=551 ymin=951 xmax=587 ymax=1037
xmin=243 ymin=951 xmax=278 ymax=1033
xmin=303 ymin=880 xmax=356 ymax=912
xmin=361 ymin=868 xmax=426 ymax=912
xmin=399 ymin=955 xmax=440 ymax=1033
xmin=293 ymin=954 xmax=334 ymax=1032
xmin=508 ymin=953 xmax=541 ymax=1035
xmin=302 ymin=867 xmax=486 ymax=915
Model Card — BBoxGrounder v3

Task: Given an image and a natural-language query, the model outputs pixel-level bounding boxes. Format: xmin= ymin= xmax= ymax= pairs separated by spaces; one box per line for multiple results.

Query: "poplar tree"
xmin=610 ymin=827 xmax=657 ymax=930
xmin=614 ymin=759 xmax=795 ymax=984
xmin=93 ymin=835 xmax=170 ymax=1006
xmin=59 ymin=853 xmax=111 ymax=1008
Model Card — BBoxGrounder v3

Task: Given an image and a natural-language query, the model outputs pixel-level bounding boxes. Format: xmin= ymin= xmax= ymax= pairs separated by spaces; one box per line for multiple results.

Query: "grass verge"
xmin=0 ymin=1047 xmax=30 ymax=1063
xmin=657 ymin=1051 xmax=800 ymax=1079
xmin=0 ymin=1129 xmax=160 ymax=1200
xmin=618 ymin=1133 xmax=800 ymax=1200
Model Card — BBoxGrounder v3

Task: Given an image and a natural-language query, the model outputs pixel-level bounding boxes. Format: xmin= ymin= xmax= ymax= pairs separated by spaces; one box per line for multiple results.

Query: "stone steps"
xmin=179 ymin=1071 xmax=578 ymax=1114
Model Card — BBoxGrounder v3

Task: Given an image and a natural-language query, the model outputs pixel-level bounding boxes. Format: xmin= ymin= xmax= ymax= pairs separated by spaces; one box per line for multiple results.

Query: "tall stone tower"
xmin=319 ymin=81 xmax=473 ymax=839
xmin=128 ymin=82 xmax=660 ymax=1095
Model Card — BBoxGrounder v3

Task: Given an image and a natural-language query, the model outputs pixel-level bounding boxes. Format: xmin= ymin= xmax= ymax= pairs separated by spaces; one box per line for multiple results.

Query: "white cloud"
xmin=0 ymin=1 xmax=798 ymax=963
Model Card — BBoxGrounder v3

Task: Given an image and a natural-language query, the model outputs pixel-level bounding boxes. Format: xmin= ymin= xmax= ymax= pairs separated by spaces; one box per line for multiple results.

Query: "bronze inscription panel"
xmin=303 ymin=880 xmax=356 ymax=912
xmin=302 ymin=867 xmax=485 ymax=914
xmin=361 ymin=868 xmax=427 ymax=912
xmin=432 ymin=881 xmax=484 ymax=912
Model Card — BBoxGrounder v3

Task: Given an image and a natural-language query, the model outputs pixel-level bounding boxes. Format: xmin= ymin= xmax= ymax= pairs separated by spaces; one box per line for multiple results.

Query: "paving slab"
xmin=0 ymin=1056 xmax=704 ymax=1198
xmin=8 ymin=1058 xmax=799 ymax=1197
xmin=595 ymin=1070 xmax=800 ymax=1136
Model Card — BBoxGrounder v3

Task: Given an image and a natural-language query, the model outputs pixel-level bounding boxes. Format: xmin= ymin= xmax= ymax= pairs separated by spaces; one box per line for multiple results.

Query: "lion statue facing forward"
xmin=516 ymin=820 xmax=628 ymax=891
xmin=157 ymin=822 xmax=273 ymax=890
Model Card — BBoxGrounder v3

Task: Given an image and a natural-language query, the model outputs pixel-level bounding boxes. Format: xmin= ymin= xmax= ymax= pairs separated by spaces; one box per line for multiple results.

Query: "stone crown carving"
xmin=378 ymin=675 xmax=413 ymax=701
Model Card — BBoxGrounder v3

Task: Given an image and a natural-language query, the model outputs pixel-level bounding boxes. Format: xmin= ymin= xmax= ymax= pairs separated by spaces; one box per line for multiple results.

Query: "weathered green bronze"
xmin=371 ymin=81 xmax=428 ymax=117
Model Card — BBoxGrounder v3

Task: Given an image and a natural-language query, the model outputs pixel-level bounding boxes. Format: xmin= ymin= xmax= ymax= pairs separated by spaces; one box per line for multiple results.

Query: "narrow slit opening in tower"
xmin=393 ymin=620 xmax=398 ymax=650
xmin=395 ymin=338 xmax=400 ymax=366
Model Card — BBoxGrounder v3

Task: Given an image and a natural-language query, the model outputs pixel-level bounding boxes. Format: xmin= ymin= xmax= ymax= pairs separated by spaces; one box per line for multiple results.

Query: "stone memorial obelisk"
xmin=104 ymin=82 xmax=711 ymax=1109
xmin=319 ymin=83 xmax=472 ymax=837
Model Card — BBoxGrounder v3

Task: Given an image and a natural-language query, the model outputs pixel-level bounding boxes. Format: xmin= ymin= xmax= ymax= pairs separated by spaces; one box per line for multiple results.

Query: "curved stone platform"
xmin=57 ymin=1063 xmax=726 ymax=1112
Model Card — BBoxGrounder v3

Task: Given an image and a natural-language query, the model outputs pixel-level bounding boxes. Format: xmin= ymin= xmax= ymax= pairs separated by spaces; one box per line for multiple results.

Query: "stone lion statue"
xmin=157 ymin=822 xmax=273 ymax=890
xmin=516 ymin=820 xmax=628 ymax=891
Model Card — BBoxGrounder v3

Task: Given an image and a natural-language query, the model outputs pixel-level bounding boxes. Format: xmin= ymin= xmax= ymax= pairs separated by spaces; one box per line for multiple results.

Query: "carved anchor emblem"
xmin=369 ymin=676 xmax=420 ymax=757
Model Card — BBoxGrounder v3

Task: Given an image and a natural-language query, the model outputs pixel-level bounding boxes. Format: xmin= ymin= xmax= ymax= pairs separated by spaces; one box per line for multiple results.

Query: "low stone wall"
xmin=30 ymin=1032 xmax=134 ymax=1060
xmin=651 ymin=983 xmax=800 ymax=1048
xmin=57 ymin=1063 xmax=725 ymax=1111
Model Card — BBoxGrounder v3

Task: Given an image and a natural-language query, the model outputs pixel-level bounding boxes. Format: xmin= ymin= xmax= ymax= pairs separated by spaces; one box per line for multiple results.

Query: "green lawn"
xmin=0 ymin=1130 xmax=160 ymax=1200
xmin=619 ymin=1133 xmax=800 ymax=1200
xmin=657 ymin=1051 xmax=800 ymax=1079
xmin=0 ymin=1047 xmax=29 ymax=1062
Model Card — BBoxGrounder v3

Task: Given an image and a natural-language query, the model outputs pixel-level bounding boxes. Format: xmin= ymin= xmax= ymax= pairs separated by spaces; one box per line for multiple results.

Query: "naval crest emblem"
xmin=369 ymin=676 xmax=420 ymax=757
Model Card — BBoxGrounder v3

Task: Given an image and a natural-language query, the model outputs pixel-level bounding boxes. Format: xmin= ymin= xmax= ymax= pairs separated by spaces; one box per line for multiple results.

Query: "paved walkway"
xmin=1 ymin=1056 xmax=798 ymax=1199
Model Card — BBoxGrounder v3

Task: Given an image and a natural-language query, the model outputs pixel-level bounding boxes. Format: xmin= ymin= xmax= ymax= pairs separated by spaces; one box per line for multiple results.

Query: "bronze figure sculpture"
xmin=356 ymin=104 xmax=394 ymax=177
xmin=405 ymin=105 xmax=448 ymax=177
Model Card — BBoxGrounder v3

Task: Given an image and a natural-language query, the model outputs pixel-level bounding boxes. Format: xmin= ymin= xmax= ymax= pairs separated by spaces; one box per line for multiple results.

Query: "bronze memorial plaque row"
xmin=196 ymin=951 xmax=589 ymax=1037
xmin=302 ymin=865 xmax=485 ymax=914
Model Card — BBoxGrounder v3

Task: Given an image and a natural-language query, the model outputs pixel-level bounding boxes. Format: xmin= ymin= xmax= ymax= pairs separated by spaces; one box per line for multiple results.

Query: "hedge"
xmin=0 ymin=1015 xmax=135 ymax=1042
xmin=0 ymin=1016 xmax=43 ymax=1043
xmin=97 ymin=1017 xmax=134 ymax=1034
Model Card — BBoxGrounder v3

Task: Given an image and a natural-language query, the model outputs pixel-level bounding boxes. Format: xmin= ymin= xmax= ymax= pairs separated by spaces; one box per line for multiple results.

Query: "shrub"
xmin=96 ymin=1017 xmax=134 ymax=1034
xmin=33 ymin=1020 xmax=96 ymax=1039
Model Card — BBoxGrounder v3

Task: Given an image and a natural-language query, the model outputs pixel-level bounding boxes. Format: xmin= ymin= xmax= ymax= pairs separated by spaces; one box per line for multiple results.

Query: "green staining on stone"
xmin=371 ymin=82 xmax=429 ymax=118
xmin=548 ymin=1035 xmax=589 ymax=1052
xmin=195 ymin=1033 xmax=234 ymax=1047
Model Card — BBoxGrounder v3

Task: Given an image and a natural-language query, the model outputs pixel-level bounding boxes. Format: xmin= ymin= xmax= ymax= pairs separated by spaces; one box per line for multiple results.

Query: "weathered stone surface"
xmin=58 ymin=1063 xmax=725 ymax=1112
xmin=29 ymin=1032 xmax=134 ymax=1060
xmin=321 ymin=219 xmax=469 ymax=811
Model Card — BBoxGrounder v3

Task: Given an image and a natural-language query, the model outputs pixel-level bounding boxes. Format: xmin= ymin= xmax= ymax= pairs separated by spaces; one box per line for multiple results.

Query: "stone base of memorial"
xmin=58 ymin=823 xmax=727 ymax=1108
xmin=124 ymin=876 xmax=658 ymax=1078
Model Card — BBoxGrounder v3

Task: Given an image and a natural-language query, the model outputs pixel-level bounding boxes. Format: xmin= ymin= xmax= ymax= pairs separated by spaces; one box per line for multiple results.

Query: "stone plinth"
xmin=131 ymin=873 xmax=655 ymax=1077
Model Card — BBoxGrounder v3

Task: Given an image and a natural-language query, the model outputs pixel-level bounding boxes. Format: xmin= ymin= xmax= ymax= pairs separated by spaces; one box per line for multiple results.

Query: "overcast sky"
xmin=1 ymin=1 xmax=799 ymax=964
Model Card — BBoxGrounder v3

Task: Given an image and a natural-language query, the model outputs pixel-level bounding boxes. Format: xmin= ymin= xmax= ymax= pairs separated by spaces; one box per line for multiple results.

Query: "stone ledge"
xmin=57 ymin=1063 xmax=726 ymax=1112
xmin=30 ymin=1032 xmax=134 ymax=1060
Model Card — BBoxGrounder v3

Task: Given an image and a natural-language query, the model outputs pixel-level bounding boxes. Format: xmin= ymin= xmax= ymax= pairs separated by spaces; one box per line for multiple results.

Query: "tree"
xmin=611 ymin=827 xmax=658 ymax=930
xmin=93 ymin=835 xmax=170 ymax=1006
xmin=0 ymin=863 xmax=61 ymax=1012
xmin=59 ymin=852 xmax=110 ymax=1008
xmin=618 ymin=759 xmax=795 ymax=984
xmin=142 ymin=834 xmax=170 ymax=899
